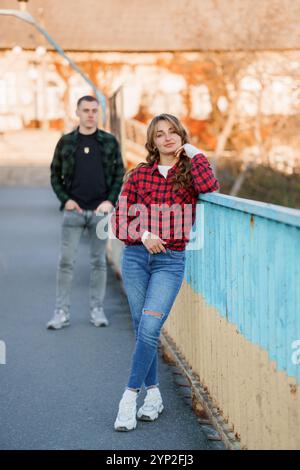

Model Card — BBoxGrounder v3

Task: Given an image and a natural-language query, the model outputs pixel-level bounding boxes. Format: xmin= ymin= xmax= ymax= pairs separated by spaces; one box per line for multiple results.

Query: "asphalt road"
xmin=0 ymin=187 xmax=223 ymax=450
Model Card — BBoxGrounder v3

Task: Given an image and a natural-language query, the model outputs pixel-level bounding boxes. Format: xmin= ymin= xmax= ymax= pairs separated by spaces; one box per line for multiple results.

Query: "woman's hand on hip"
xmin=142 ymin=232 xmax=167 ymax=254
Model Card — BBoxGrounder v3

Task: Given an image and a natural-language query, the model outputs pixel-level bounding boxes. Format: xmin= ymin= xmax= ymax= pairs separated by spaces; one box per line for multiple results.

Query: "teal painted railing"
xmin=185 ymin=193 xmax=300 ymax=383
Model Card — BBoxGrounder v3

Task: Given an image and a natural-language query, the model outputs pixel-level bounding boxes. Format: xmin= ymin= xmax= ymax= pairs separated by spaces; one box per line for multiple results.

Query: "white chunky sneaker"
xmin=46 ymin=309 xmax=70 ymax=330
xmin=114 ymin=390 xmax=137 ymax=432
xmin=137 ymin=387 xmax=164 ymax=421
xmin=90 ymin=307 xmax=109 ymax=327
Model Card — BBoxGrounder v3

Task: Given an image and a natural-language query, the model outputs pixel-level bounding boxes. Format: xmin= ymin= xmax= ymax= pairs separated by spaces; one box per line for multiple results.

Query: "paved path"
xmin=0 ymin=188 xmax=222 ymax=450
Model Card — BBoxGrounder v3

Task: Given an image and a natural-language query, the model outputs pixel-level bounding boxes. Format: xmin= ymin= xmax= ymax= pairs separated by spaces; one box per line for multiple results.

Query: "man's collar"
xmin=74 ymin=126 xmax=101 ymax=141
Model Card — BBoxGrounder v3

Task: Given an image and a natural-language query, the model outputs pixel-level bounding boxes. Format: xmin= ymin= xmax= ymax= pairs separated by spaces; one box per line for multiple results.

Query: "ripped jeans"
xmin=121 ymin=244 xmax=186 ymax=391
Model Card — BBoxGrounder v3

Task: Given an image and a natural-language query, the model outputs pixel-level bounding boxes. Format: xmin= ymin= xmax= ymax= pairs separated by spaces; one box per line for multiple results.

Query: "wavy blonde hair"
xmin=124 ymin=114 xmax=193 ymax=191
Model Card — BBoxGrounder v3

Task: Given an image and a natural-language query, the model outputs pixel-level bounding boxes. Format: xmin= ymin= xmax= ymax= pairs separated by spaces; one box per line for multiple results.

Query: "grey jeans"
xmin=55 ymin=209 xmax=107 ymax=313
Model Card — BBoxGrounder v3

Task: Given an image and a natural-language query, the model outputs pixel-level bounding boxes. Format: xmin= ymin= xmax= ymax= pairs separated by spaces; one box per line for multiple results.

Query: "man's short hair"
xmin=77 ymin=95 xmax=99 ymax=108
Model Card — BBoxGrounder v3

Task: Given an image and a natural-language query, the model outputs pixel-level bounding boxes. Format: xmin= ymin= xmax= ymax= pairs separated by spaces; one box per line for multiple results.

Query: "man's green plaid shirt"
xmin=50 ymin=127 xmax=125 ymax=210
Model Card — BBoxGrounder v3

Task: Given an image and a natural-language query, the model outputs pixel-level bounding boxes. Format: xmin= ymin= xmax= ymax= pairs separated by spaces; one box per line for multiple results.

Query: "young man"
xmin=47 ymin=95 xmax=124 ymax=330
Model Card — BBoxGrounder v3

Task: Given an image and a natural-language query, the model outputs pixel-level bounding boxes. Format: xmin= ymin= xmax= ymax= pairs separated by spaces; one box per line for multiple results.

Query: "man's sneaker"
xmin=46 ymin=309 xmax=70 ymax=330
xmin=137 ymin=387 xmax=164 ymax=421
xmin=90 ymin=307 xmax=109 ymax=327
xmin=114 ymin=390 xmax=137 ymax=431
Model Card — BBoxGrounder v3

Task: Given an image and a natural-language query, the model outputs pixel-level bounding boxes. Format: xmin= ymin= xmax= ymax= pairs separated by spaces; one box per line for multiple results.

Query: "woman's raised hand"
xmin=174 ymin=145 xmax=185 ymax=159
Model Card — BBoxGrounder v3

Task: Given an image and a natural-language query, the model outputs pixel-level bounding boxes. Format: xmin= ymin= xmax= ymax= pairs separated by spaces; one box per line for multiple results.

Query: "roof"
xmin=0 ymin=0 xmax=300 ymax=52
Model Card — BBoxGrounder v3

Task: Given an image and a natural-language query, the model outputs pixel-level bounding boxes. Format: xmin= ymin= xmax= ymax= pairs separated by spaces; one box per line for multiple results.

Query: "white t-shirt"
xmin=157 ymin=164 xmax=172 ymax=179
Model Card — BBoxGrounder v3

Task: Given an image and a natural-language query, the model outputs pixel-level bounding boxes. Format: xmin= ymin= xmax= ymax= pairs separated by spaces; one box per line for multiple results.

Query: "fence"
xmin=164 ymin=192 xmax=300 ymax=449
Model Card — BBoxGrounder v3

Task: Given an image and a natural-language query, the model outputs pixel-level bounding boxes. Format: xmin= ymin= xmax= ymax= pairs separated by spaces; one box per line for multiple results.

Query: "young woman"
xmin=112 ymin=113 xmax=219 ymax=431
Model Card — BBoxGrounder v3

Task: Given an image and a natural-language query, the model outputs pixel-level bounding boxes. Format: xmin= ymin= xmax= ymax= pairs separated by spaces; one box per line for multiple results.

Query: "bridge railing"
xmin=164 ymin=192 xmax=300 ymax=449
xmin=107 ymin=174 xmax=300 ymax=450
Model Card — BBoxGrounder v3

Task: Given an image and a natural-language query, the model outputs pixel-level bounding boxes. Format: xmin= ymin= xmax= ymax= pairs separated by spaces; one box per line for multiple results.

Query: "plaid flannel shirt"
xmin=50 ymin=127 xmax=125 ymax=210
xmin=111 ymin=152 xmax=219 ymax=251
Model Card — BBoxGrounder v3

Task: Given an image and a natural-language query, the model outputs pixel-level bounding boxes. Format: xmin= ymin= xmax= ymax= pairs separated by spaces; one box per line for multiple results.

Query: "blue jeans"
xmin=121 ymin=244 xmax=186 ymax=390
xmin=56 ymin=209 xmax=107 ymax=312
